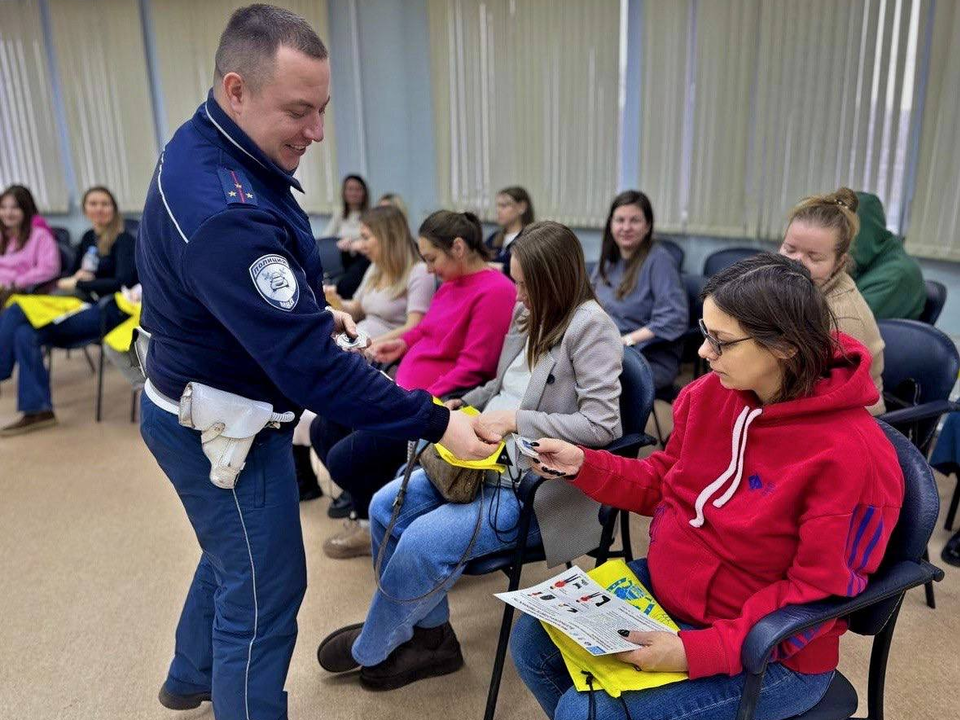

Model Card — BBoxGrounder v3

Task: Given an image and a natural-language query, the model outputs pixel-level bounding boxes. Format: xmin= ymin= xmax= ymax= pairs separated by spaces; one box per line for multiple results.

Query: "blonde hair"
xmin=82 ymin=186 xmax=124 ymax=256
xmin=377 ymin=193 xmax=408 ymax=220
xmin=787 ymin=187 xmax=860 ymax=271
xmin=360 ymin=205 xmax=419 ymax=298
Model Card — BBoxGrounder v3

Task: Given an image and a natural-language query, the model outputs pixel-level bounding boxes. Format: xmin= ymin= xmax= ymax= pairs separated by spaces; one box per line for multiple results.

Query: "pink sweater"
xmin=0 ymin=225 xmax=60 ymax=289
xmin=397 ymin=268 xmax=516 ymax=397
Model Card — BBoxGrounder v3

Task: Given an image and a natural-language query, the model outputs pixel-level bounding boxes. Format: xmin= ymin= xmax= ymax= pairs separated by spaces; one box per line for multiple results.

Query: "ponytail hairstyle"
xmin=596 ymin=190 xmax=655 ymax=300
xmin=702 ymin=253 xmax=840 ymax=404
xmin=786 ymin=187 xmax=860 ymax=275
xmin=82 ymin=186 xmax=124 ymax=257
xmin=0 ymin=185 xmax=39 ymax=255
xmin=418 ymin=210 xmax=490 ymax=260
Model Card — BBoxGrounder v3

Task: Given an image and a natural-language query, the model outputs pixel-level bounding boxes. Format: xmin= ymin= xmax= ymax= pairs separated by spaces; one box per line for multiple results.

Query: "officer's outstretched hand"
xmin=440 ymin=409 xmax=501 ymax=460
xmin=329 ymin=308 xmax=359 ymax=339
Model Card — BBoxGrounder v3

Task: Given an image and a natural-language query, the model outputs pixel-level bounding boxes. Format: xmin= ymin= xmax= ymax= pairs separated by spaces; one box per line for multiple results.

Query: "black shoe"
xmin=317 ymin=622 xmax=364 ymax=673
xmin=294 ymin=445 xmax=323 ymax=502
xmin=359 ymin=622 xmax=464 ymax=691
xmin=327 ymin=492 xmax=354 ymax=518
xmin=158 ymin=683 xmax=211 ymax=710
xmin=942 ymin=531 xmax=960 ymax=567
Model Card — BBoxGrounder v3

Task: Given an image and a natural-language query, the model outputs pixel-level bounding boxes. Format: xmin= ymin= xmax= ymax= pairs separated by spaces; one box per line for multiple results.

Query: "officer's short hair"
xmin=215 ymin=4 xmax=328 ymax=92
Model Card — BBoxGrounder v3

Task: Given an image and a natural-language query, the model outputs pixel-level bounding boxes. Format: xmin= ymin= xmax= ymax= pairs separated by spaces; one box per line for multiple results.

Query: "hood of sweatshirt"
xmin=851 ymin=192 xmax=901 ymax=274
xmin=689 ymin=332 xmax=878 ymax=528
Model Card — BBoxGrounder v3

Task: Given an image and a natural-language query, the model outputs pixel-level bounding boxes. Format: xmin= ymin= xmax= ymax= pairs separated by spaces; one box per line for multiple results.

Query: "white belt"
xmin=144 ymin=378 xmax=180 ymax=415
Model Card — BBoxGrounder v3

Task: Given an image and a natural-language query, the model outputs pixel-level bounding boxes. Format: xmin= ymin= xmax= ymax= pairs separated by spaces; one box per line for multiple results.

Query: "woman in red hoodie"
xmin=510 ymin=253 xmax=904 ymax=720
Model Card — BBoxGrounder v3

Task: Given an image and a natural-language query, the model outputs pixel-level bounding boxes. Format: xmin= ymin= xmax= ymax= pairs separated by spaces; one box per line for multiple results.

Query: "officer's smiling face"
xmin=223 ymin=45 xmax=331 ymax=173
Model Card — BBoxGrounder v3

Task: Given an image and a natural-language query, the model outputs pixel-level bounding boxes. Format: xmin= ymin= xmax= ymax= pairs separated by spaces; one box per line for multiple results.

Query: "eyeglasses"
xmin=698 ymin=319 xmax=753 ymax=356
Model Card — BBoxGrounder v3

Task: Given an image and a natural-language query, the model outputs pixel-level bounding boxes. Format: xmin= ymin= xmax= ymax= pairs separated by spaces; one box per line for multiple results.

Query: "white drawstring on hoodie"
xmin=690 ymin=406 xmax=763 ymax=528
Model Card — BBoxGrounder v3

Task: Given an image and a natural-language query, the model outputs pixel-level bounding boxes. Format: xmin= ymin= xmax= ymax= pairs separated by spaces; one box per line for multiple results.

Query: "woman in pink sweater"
xmin=0 ymin=186 xmax=60 ymax=303
xmin=312 ymin=210 xmax=516 ymax=558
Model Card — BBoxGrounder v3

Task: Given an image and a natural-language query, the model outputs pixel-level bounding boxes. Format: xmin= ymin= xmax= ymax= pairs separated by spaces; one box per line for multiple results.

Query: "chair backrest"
xmin=124 ymin=218 xmax=140 ymax=237
xmin=918 ymin=279 xmax=947 ymax=326
xmin=683 ymin=273 xmax=706 ymax=327
xmin=49 ymin=226 xmax=75 ymax=278
xmin=658 ymin=239 xmax=685 ymax=270
xmin=849 ymin=421 xmax=940 ymax=635
xmin=878 ymin=319 xmax=960 ymax=453
xmin=316 ymin=235 xmax=344 ymax=279
xmin=619 ymin=346 xmax=656 ymax=438
xmin=585 ymin=259 xmax=597 ymax=276
xmin=702 ymin=246 xmax=762 ymax=277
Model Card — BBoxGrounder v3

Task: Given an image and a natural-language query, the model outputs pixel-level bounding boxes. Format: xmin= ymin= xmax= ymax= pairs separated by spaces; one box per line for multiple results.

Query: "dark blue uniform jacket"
xmin=137 ymin=93 xmax=448 ymax=441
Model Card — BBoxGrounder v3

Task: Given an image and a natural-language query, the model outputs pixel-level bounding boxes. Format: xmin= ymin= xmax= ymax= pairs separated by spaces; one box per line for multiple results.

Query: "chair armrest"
xmin=517 ymin=471 xmax=549 ymax=504
xmin=740 ymin=560 xmax=944 ymax=674
xmin=606 ymin=432 xmax=657 ymax=458
xmin=879 ymin=400 xmax=960 ymax=427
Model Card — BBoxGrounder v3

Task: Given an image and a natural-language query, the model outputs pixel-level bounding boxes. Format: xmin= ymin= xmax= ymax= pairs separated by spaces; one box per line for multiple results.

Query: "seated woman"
xmin=485 ymin=186 xmax=535 ymax=275
xmin=592 ymin=190 xmax=688 ymax=391
xmin=511 ymin=253 xmax=903 ymax=720
xmin=0 ymin=186 xmax=137 ymax=436
xmin=294 ymin=204 xmax=435 ymax=502
xmin=0 ymin=185 xmax=60 ymax=305
xmin=323 ymin=174 xmax=371 ymax=299
xmin=851 ymin=191 xmax=925 ymax=320
xmin=311 ymin=210 xmax=516 ymax=557
xmin=317 ymin=220 xmax=624 ymax=690
xmin=780 ymin=187 xmax=885 ymax=414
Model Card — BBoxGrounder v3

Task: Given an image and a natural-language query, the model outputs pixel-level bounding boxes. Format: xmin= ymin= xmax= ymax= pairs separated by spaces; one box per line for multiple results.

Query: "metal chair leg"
xmin=95 ymin=345 xmax=105 ymax=422
xmin=131 ymin=388 xmax=139 ymax=423
xmin=922 ymin=548 xmax=935 ymax=609
xmin=945 ymin=471 xmax=960 ymax=531
xmin=866 ymin=596 xmax=903 ymax=720
xmin=82 ymin=346 xmax=96 ymax=374
xmin=619 ymin=510 xmax=634 ymax=562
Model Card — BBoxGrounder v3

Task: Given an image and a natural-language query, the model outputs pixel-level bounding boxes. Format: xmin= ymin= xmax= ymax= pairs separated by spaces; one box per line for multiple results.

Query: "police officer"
xmin=136 ymin=6 xmax=497 ymax=719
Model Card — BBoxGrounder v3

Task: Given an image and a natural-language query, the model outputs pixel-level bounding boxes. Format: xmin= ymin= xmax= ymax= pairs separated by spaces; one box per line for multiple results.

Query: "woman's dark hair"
xmin=341 ymin=174 xmax=369 ymax=218
xmin=490 ymin=186 xmax=535 ymax=249
xmin=418 ymin=210 xmax=489 ymax=260
xmin=511 ymin=221 xmax=597 ymax=367
xmin=0 ymin=184 xmax=39 ymax=255
xmin=597 ymin=190 xmax=655 ymax=300
xmin=701 ymin=252 xmax=839 ymax=404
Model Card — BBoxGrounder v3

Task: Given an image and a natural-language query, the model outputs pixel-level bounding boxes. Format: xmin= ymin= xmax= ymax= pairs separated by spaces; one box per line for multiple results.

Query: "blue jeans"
xmin=352 ymin=468 xmax=542 ymax=666
xmin=510 ymin=559 xmax=833 ymax=720
xmin=141 ymin=393 xmax=306 ymax=720
xmin=0 ymin=302 xmax=120 ymax=413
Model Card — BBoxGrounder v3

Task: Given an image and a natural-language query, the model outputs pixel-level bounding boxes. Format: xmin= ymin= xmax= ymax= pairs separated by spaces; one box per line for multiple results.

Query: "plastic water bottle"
xmin=81 ymin=246 xmax=99 ymax=273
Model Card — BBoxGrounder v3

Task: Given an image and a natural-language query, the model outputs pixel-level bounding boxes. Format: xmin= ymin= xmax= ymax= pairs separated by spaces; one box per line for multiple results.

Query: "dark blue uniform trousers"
xmin=141 ymin=393 xmax=305 ymax=720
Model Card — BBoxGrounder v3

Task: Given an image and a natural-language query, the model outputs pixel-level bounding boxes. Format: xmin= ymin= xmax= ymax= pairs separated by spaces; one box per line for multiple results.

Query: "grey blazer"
xmin=463 ymin=300 xmax=623 ymax=566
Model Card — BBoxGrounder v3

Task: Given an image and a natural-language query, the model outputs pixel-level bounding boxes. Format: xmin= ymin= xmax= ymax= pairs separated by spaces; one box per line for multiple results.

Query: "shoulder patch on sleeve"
xmin=250 ymin=254 xmax=299 ymax=311
xmin=218 ymin=167 xmax=258 ymax=206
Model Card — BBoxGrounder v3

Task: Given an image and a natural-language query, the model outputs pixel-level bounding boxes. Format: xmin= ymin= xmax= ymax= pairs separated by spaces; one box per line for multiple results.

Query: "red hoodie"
xmin=572 ymin=334 xmax=903 ymax=679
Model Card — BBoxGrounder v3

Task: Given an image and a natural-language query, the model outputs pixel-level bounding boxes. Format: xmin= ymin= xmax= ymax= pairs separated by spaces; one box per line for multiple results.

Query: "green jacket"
xmin=851 ymin=192 xmax=925 ymax=320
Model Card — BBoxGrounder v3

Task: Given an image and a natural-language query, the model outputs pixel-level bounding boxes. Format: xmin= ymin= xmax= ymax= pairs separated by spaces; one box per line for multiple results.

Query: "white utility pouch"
xmin=178 ymin=382 xmax=295 ymax=489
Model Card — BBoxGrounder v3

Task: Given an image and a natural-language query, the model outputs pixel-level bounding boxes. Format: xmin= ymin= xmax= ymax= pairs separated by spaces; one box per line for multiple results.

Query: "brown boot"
xmin=323 ymin=518 xmax=372 ymax=559
xmin=0 ymin=411 xmax=57 ymax=437
xmin=317 ymin=622 xmax=364 ymax=673
xmin=359 ymin=622 xmax=464 ymax=691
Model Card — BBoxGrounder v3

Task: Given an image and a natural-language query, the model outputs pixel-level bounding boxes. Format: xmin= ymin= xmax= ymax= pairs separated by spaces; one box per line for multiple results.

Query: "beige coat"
xmin=822 ymin=271 xmax=885 ymax=415
xmin=463 ymin=300 xmax=623 ymax=565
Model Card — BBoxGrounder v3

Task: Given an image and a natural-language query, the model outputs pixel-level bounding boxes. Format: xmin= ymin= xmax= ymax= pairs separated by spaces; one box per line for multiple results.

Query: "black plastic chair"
xmin=678 ymin=273 xmax=708 ymax=378
xmin=918 ymin=279 xmax=947 ymax=326
xmin=734 ymin=422 xmax=944 ymax=720
xmin=877 ymin=319 xmax=960 ymax=608
xmin=658 ymin=238 xmax=685 ymax=270
xmin=316 ymin=235 xmax=344 ymax=282
xmin=466 ymin=349 xmax=657 ymax=720
xmin=124 ymin=218 xmax=140 ymax=237
xmin=703 ymin=246 xmax=762 ymax=277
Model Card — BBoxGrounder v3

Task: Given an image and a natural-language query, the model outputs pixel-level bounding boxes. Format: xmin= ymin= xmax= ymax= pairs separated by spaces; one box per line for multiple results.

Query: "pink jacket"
xmin=0 ymin=225 xmax=61 ymax=289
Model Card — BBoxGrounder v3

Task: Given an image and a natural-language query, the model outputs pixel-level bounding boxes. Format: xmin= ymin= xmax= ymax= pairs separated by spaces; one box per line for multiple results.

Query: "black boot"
xmin=294 ymin=444 xmax=322 ymax=502
xmin=327 ymin=491 xmax=355 ymax=518
xmin=359 ymin=622 xmax=464 ymax=690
